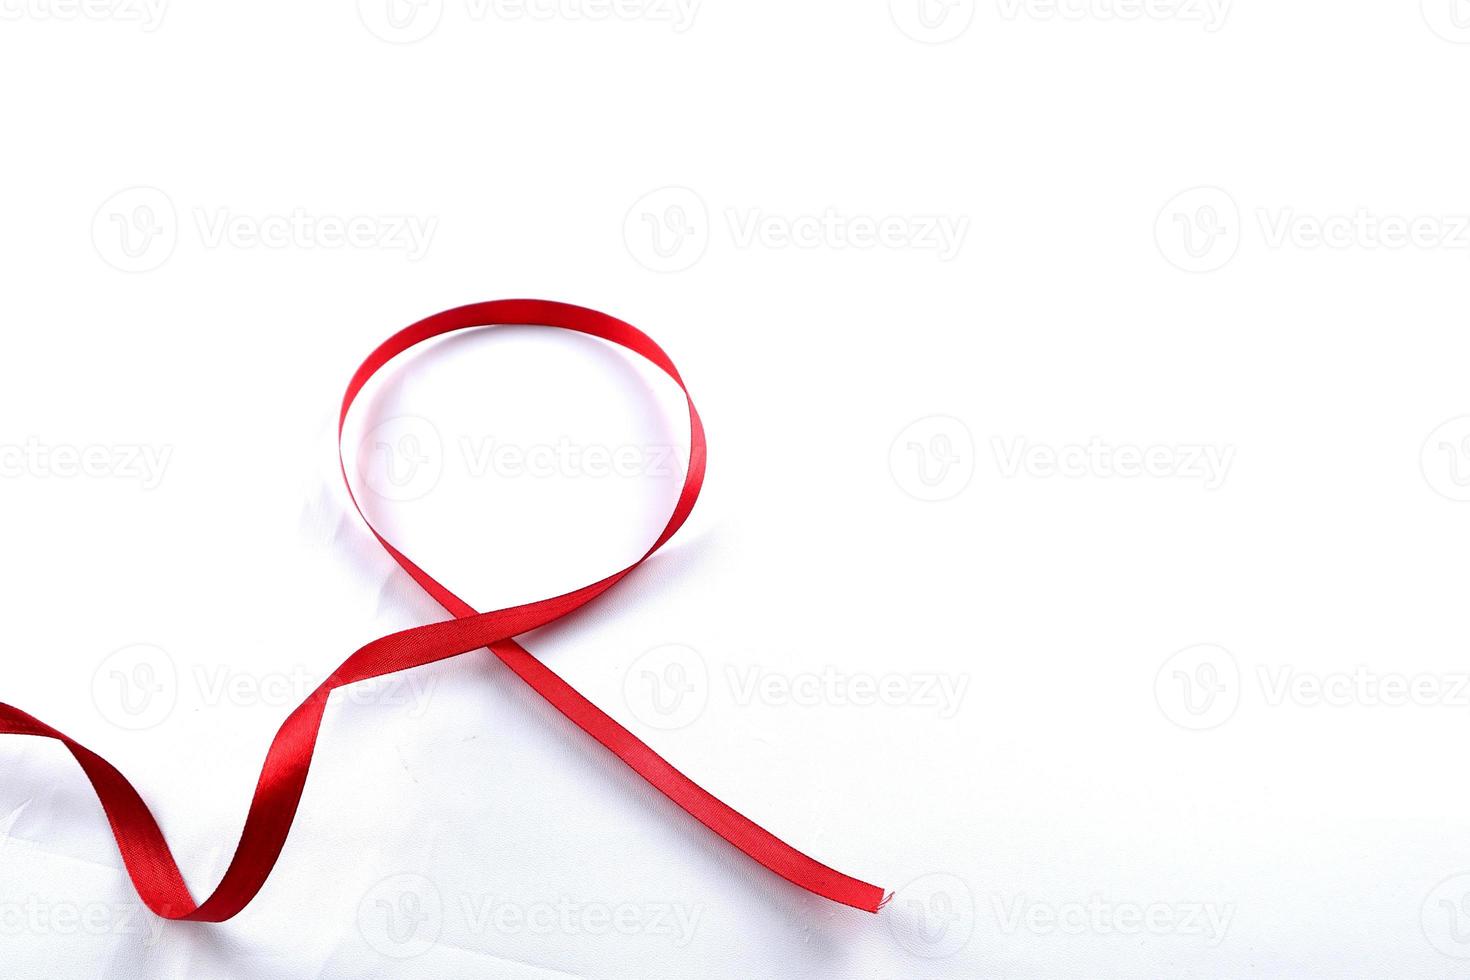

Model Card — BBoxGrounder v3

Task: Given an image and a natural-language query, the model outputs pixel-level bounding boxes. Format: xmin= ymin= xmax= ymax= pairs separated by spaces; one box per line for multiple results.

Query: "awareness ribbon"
xmin=0 ymin=299 xmax=887 ymax=920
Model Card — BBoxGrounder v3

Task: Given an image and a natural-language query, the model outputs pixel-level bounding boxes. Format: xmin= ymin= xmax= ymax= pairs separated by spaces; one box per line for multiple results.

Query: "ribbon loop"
xmin=0 ymin=299 xmax=886 ymax=921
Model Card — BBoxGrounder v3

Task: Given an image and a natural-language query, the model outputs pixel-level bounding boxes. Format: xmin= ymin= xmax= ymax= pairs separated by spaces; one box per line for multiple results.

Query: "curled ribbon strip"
xmin=0 ymin=299 xmax=886 ymax=920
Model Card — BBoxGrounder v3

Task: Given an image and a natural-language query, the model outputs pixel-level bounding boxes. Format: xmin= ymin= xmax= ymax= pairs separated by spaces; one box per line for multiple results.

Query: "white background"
xmin=2 ymin=2 xmax=1470 ymax=978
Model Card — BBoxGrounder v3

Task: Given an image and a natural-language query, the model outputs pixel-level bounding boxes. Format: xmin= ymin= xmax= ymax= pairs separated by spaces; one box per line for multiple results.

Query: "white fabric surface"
xmin=3 ymin=6 xmax=1470 ymax=978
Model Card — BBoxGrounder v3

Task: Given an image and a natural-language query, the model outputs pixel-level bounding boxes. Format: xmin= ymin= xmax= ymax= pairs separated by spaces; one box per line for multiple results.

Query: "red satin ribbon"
xmin=0 ymin=299 xmax=886 ymax=920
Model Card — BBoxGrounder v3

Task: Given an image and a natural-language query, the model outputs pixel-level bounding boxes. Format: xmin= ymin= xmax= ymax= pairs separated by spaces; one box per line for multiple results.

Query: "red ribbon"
xmin=0 ymin=300 xmax=886 ymax=920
